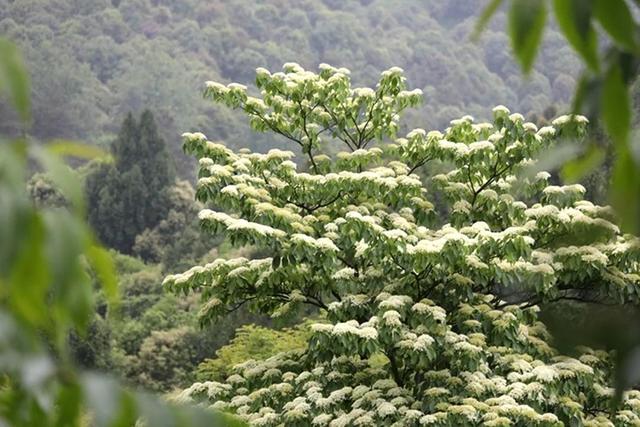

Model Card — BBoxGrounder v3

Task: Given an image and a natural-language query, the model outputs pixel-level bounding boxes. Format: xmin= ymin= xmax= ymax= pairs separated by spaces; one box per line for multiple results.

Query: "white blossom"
xmin=492 ymin=105 xmax=510 ymax=115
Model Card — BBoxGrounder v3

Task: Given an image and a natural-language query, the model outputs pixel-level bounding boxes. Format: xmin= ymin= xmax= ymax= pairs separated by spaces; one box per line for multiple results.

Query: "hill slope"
xmin=0 ymin=0 xmax=579 ymax=175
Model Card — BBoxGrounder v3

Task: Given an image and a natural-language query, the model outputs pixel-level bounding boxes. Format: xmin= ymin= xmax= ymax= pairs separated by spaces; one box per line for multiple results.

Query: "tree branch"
xmin=245 ymin=106 xmax=303 ymax=148
xmin=407 ymin=155 xmax=434 ymax=175
xmin=385 ymin=348 xmax=404 ymax=387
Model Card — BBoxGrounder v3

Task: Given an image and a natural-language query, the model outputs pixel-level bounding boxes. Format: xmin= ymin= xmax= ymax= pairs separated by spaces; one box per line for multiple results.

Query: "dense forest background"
xmin=0 ymin=0 xmax=580 ymax=178
xmin=1 ymin=0 xmax=588 ymax=394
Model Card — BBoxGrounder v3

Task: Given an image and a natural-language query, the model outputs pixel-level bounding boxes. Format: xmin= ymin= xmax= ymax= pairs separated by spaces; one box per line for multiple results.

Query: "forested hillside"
xmin=0 ymin=0 xmax=587 ymax=397
xmin=0 ymin=0 xmax=580 ymax=177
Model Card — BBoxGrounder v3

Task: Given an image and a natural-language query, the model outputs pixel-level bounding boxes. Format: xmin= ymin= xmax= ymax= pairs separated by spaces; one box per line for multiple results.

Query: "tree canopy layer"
xmin=0 ymin=0 xmax=580 ymax=176
xmin=166 ymin=64 xmax=640 ymax=426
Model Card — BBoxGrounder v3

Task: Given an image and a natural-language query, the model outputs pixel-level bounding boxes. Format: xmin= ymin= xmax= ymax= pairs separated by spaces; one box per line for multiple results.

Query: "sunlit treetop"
xmin=167 ymin=63 xmax=640 ymax=426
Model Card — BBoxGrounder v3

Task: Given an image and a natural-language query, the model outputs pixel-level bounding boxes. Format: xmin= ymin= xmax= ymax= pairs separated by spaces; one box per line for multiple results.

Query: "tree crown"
xmin=167 ymin=63 xmax=640 ymax=426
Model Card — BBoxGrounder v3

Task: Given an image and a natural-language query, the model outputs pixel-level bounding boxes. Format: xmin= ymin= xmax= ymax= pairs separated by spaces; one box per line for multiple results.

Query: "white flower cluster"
xmin=552 ymin=114 xmax=589 ymax=126
xmin=409 ymin=230 xmax=473 ymax=255
xmin=199 ymin=209 xmax=286 ymax=238
xmin=291 ymin=233 xmax=339 ymax=252
xmin=313 ymin=321 xmax=379 ymax=340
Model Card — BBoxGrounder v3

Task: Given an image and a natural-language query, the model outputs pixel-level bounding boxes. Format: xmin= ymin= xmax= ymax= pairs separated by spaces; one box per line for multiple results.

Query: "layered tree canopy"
xmin=165 ymin=64 xmax=640 ymax=426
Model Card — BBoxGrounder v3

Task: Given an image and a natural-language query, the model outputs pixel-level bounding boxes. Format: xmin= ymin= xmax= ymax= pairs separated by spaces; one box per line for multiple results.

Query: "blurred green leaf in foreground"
xmin=476 ymin=0 xmax=640 ymax=234
xmin=0 ymin=37 xmax=243 ymax=427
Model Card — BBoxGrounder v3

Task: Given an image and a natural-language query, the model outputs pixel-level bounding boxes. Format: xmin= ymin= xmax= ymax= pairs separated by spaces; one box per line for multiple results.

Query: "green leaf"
xmin=86 ymin=245 xmax=119 ymax=308
xmin=81 ymin=373 xmax=134 ymax=427
xmin=472 ymin=0 xmax=504 ymax=39
xmin=32 ymin=146 xmax=84 ymax=214
xmin=508 ymin=0 xmax=547 ymax=73
xmin=523 ymin=143 xmax=583 ymax=178
xmin=135 ymin=389 xmax=245 ymax=427
xmin=553 ymin=0 xmax=600 ymax=71
xmin=82 ymin=372 xmax=245 ymax=427
xmin=54 ymin=384 xmax=82 ymax=427
xmin=602 ymin=62 xmax=631 ymax=149
xmin=561 ymin=144 xmax=605 ymax=183
xmin=541 ymin=304 xmax=640 ymax=408
xmin=135 ymin=393 xmax=176 ymax=427
xmin=0 ymin=38 xmax=30 ymax=123
xmin=272 ymin=255 xmax=281 ymax=269
xmin=42 ymin=210 xmax=92 ymax=332
xmin=593 ymin=0 xmax=638 ymax=53
xmin=9 ymin=213 xmax=49 ymax=328
xmin=47 ymin=140 xmax=109 ymax=161
xmin=616 ymin=346 xmax=640 ymax=410
xmin=610 ymin=147 xmax=640 ymax=233
xmin=111 ymin=392 xmax=138 ymax=427
xmin=570 ymin=73 xmax=599 ymax=115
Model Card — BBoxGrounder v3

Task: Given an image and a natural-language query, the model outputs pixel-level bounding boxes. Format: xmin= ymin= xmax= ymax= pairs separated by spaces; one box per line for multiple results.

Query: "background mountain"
xmin=0 ymin=0 xmax=579 ymax=177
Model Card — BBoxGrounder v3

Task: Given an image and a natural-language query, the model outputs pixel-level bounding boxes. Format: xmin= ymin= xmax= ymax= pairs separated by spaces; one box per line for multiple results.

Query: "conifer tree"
xmin=168 ymin=64 xmax=640 ymax=425
xmin=112 ymin=112 xmax=140 ymax=172
xmin=87 ymin=110 xmax=174 ymax=253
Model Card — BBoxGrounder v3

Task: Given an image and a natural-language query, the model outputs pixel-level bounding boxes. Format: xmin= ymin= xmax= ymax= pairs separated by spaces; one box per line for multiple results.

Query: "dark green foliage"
xmin=68 ymin=252 xmax=268 ymax=392
xmin=132 ymin=180 xmax=218 ymax=271
xmin=68 ymin=314 xmax=113 ymax=370
xmin=87 ymin=110 xmax=175 ymax=253
xmin=128 ymin=326 xmax=216 ymax=392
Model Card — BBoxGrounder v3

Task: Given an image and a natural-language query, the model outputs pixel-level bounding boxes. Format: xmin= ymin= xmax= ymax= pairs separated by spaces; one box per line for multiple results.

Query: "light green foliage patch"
xmin=197 ymin=323 xmax=312 ymax=382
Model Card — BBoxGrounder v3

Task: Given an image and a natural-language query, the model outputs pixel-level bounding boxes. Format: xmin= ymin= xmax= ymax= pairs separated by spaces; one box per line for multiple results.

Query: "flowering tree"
xmin=165 ymin=63 xmax=640 ymax=426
